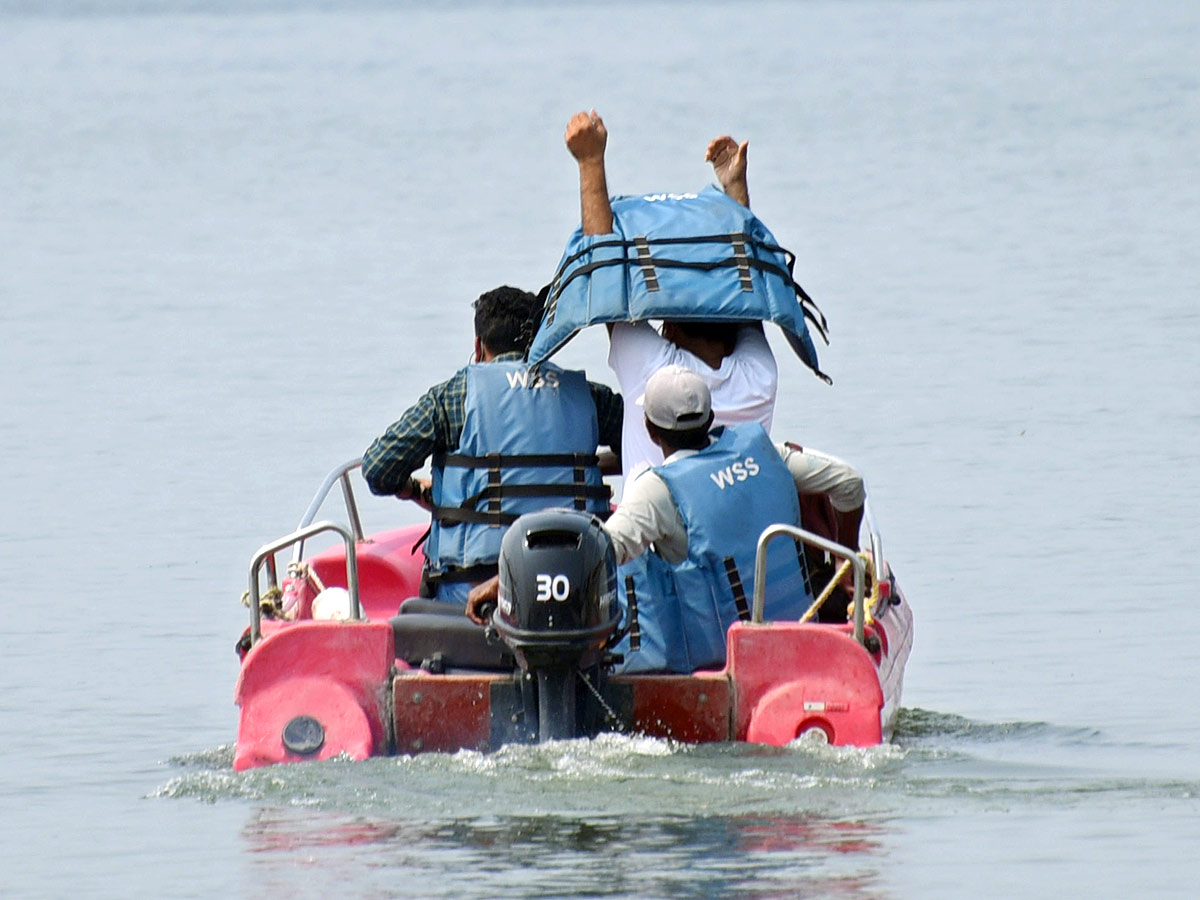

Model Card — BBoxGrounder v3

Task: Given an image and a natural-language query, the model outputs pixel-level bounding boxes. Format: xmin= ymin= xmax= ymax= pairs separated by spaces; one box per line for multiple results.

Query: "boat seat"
xmin=391 ymin=602 xmax=514 ymax=672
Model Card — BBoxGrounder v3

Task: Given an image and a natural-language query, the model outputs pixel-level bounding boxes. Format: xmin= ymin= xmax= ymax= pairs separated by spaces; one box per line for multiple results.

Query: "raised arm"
xmin=705 ymin=135 xmax=749 ymax=208
xmin=565 ymin=109 xmax=614 ymax=235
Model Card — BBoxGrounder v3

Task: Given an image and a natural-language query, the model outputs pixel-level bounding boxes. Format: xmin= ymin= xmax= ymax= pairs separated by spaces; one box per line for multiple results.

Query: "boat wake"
xmin=154 ymin=730 xmax=906 ymax=814
xmin=894 ymin=707 xmax=1085 ymax=741
xmin=153 ymin=710 xmax=1199 ymax=816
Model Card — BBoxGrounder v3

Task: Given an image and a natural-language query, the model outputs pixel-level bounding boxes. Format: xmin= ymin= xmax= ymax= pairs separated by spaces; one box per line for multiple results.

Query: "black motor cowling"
xmin=491 ymin=510 xmax=621 ymax=741
xmin=493 ymin=509 xmax=620 ymax=670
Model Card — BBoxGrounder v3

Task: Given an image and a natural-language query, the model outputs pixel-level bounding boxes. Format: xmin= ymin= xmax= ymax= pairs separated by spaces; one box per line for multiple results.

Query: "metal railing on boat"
xmin=751 ymin=524 xmax=869 ymax=644
xmin=250 ymin=459 xmax=885 ymax=649
xmin=291 ymin=457 xmax=367 ymax=564
xmin=247 ymin=520 xmax=361 ymax=646
xmin=244 ymin=459 xmax=369 ymax=647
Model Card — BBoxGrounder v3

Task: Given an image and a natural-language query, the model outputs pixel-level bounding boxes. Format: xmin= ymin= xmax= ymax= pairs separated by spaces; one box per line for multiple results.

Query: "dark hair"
xmin=645 ymin=415 xmax=714 ymax=453
xmin=663 ymin=320 xmax=739 ymax=355
xmin=473 ymin=286 xmax=543 ymax=355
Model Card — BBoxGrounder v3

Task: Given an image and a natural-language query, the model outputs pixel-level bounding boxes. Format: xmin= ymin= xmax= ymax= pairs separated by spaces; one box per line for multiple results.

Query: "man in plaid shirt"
xmin=363 ymin=285 xmax=622 ymax=604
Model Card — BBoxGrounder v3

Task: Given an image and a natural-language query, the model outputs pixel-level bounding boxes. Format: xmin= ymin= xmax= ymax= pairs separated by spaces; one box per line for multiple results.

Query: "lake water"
xmin=2 ymin=1 xmax=1198 ymax=897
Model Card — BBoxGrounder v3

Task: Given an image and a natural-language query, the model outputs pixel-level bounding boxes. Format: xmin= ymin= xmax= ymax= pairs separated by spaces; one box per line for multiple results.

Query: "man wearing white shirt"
xmin=607 ymin=319 xmax=777 ymax=479
xmin=564 ymin=109 xmax=780 ymax=479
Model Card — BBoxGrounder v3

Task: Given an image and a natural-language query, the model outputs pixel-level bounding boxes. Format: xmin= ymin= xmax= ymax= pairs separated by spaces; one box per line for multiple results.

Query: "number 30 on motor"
xmin=535 ymin=573 xmax=570 ymax=602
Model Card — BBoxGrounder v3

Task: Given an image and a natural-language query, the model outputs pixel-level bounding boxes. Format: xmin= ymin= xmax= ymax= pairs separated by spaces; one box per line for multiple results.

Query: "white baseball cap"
xmin=638 ymin=365 xmax=713 ymax=430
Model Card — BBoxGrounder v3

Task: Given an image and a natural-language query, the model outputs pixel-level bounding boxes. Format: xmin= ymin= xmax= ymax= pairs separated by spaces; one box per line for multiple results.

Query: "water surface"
xmin=2 ymin=1 xmax=1198 ymax=897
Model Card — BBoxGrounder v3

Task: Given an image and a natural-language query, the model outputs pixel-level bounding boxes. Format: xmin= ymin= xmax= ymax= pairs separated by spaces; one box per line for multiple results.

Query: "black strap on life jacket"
xmin=724 ymin=556 xmax=752 ymax=622
xmin=633 ymin=235 xmax=660 ymax=292
xmin=418 ymin=561 xmax=500 ymax=599
xmin=550 ymin=232 xmax=791 ymax=281
xmin=437 ymin=451 xmax=600 ymax=469
xmin=434 ymin=483 xmax=611 ymax=526
xmin=542 ymin=231 xmax=829 ymax=347
xmin=572 ymin=458 xmax=587 ymax=511
xmin=431 ymin=451 xmax=609 ymax=528
xmin=730 ymin=235 xmax=753 ymax=292
xmin=487 ymin=455 xmax=502 ymax=518
xmin=552 ymin=254 xmax=824 ymax=337
xmin=455 ymin=483 xmax=610 ymax=506
xmin=429 ymin=562 xmax=500 ymax=585
xmin=624 ymin=574 xmax=641 ymax=652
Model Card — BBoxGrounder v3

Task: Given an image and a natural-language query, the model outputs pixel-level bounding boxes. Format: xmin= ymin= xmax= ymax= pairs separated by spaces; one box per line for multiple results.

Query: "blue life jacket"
xmin=426 ymin=361 xmax=609 ymax=600
xmin=528 ymin=186 xmax=829 ymax=382
xmin=613 ymin=425 xmax=811 ymax=673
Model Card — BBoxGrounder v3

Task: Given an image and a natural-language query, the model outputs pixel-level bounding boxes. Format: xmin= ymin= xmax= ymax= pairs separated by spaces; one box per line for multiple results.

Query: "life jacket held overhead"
xmin=529 ymin=186 xmax=829 ymax=381
xmin=612 ymin=424 xmax=812 ymax=674
xmin=427 ymin=361 xmax=609 ymax=581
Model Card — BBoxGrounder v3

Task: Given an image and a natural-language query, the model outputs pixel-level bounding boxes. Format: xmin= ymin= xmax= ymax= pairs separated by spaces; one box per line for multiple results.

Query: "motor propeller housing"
xmin=490 ymin=510 xmax=621 ymax=742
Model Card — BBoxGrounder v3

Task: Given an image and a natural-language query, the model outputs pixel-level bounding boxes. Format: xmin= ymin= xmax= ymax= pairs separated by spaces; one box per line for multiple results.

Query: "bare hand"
xmin=705 ymin=135 xmax=748 ymax=196
xmin=408 ymin=475 xmax=434 ymax=512
xmin=466 ymin=575 xmax=500 ymax=625
xmin=566 ymin=109 xmax=608 ymax=163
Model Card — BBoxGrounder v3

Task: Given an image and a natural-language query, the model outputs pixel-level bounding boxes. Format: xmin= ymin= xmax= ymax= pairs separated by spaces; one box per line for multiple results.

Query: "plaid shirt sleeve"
xmin=361 ymin=370 xmax=466 ymax=495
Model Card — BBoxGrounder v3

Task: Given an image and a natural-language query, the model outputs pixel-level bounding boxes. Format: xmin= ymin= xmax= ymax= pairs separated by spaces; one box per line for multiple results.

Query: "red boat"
xmin=232 ymin=461 xmax=914 ymax=771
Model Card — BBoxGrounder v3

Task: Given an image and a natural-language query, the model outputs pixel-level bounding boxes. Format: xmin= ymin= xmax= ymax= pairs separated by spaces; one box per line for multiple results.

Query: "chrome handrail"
xmin=291 ymin=458 xmax=365 ymax=565
xmin=752 ymin=524 xmax=867 ymax=644
xmin=864 ymin=497 xmax=885 ymax=585
xmin=249 ymin=520 xmax=361 ymax=645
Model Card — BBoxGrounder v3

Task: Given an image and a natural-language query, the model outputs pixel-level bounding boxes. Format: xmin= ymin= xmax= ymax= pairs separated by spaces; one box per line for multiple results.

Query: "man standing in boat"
xmin=470 ymin=365 xmax=865 ymax=673
xmin=565 ymin=109 xmax=779 ymax=480
xmin=362 ymin=285 xmax=623 ymax=605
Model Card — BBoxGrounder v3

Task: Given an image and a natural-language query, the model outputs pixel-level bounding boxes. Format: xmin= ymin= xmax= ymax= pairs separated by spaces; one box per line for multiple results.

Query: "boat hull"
xmin=234 ymin=578 xmax=911 ymax=769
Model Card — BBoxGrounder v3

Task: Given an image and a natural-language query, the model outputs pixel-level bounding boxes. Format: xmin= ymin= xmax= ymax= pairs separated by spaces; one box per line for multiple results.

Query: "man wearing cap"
xmin=469 ymin=365 xmax=864 ymax=674
xmin=598 ymin=364 xmax=864 ymax=672
xmin=603 ymin=366 xmax=862 ymax=566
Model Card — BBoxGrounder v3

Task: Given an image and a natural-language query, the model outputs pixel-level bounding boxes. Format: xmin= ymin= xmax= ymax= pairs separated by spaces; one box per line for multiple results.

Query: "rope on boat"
xmin=856 ymin=552 xmax=879 ymax=628
xmin=242 ymin=585 xmax=284 ymax=617
xmin=799 ymin=551 xmax=879 ymax=627
xmin=288 ymin=560 xmax=326 ymax=596
xmin=241 ymin=562 xmax=324 ymax=621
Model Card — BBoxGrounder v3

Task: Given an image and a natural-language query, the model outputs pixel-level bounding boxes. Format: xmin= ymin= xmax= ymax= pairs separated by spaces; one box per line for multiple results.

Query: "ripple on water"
xmin=153 ymin=709 xmax=1200 ymax=822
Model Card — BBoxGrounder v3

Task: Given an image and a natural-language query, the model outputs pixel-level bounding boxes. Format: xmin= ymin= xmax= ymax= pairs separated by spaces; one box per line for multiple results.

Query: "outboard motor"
xmin=491 ymin=510 xmax=621 ymax=742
